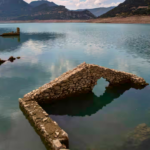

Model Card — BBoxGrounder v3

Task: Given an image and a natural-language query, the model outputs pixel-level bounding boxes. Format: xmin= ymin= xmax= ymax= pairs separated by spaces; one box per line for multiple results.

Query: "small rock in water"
xmin=17 ymin=57 xmax=21 ymax=59
xmin=8 ymin=56 xmax=16 ymax=62
xmin=0 ymin=59 xmax=6 ymax=65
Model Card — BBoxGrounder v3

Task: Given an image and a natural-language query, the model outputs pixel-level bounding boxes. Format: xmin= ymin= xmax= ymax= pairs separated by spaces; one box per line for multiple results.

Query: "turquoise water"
xmin=0 ymin=23 xmax=150 ymax=150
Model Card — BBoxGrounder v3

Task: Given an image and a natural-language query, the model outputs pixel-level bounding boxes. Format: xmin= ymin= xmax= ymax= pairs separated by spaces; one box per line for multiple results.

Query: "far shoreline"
xmin=0 ymin=16 xmax=150 ymax=24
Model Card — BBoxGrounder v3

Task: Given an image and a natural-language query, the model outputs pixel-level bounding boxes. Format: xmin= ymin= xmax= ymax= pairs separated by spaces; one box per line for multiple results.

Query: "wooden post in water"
xmin=17 ymin=27 xmax=20 ymax=35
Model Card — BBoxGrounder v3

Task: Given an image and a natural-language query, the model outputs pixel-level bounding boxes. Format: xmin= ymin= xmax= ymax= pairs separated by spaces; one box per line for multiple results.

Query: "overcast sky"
xmin=24 ymin=0 xmax=125 ymax=10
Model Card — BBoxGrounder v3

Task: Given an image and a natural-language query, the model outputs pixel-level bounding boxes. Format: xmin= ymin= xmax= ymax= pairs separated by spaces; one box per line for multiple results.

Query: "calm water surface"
xmin=0 ymin=23 xmax=150 ymax=150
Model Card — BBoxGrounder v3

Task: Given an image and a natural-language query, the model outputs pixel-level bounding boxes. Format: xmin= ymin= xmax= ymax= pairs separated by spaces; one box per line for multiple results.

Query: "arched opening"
xmin=92 ymin=78 xmax=109 ymax=97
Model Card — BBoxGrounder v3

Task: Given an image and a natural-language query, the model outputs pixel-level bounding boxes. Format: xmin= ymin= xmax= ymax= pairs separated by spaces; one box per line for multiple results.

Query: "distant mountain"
xmin=76 ymin=7 xmax=115 ymax=17
xmin=30 ymin=0 xmax=57 ymax=7
xmin=0 ymin=0 xmax=31 ymax=20
xmin=100 ymin=0 xmax=150 ymax=18
xmin=14 ymin=3 xmax=96 ymax=20
xmin=0 ymin=0 xmax=96 ymax=20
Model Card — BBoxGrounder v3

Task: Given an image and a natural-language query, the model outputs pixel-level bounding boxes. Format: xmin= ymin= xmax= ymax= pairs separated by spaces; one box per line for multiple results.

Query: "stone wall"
xmin=89 ymin=64 xmax=148 ymax=87
xmin=19 ymin=62 xmax=148 ymax=150
xmin=19 ymin=98 xmax=69 ymax=150
xmin=0 ymin=27 xmax=20 ymax=36
xmin=23 ymin=62 xmax=148 ymax=104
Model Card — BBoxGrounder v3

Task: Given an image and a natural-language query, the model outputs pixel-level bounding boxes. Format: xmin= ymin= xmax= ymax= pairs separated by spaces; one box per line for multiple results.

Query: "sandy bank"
xmin=87 ymin=16 xmax=150 ymax=24
xmin=0 ymin=16 xmax=150 ymax=24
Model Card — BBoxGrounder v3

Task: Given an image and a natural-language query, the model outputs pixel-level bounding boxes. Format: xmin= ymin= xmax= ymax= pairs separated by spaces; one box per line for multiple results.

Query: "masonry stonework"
xmin=0 ymin=27 xmax=20 ymax=36
xmin=19 ymin=62 xmax=148 ymax=150
xmin=19 ymin=98 xmax=69 ymax=150
xmin=23 ymin=62 xmax=148 ymax=104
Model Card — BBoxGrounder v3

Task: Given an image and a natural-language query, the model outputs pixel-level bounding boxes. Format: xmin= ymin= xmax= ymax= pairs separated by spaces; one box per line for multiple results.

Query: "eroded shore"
xmin=87 ymin=16 xmax=150 ymax=24
xmin=0 ymin=16 xmax=150 ymax=24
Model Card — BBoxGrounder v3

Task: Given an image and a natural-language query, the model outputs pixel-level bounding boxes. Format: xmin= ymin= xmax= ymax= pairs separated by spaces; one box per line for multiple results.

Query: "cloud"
xmin=24 ymin=0 xmax=122 ymax=10
xmin=48 ymin=58 xmax=78 ymax=81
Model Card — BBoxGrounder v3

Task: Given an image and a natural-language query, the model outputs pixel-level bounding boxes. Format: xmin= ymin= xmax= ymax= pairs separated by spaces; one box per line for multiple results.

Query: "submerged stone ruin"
xmin=0 ymin=27 xmax=20 ymax=36
xmin=19 ymin=62 xmax=148 ymax=150
xmin=118 ymin=123 xmax=150 ymax=150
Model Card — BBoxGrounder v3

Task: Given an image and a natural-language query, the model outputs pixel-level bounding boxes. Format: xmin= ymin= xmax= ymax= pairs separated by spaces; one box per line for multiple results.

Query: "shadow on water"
xmin=41 ymin=83 xmax=150 ymax=150
xmin=42 ymin=84 xmax=141 ymax=117
xmin=0 ymin=30 xmax=65 ymax=52
xmin=1 ymin=35 xmax=20 ymax=42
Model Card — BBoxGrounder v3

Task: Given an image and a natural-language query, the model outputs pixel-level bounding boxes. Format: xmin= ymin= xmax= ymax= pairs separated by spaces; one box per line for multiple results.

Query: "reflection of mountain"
xmin=0 ymin=30 xmax=65 ymax=52
xmin=42 ymin=84 xmax=136 ymax=117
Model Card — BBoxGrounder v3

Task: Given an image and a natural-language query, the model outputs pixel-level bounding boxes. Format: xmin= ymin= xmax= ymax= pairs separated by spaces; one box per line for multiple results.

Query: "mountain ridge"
xmin=30 ymin=0 xmax=57 ymax=7
xmin=75 ymin=6 xmax=115 ymax=17
xmin=0 ymin=0 xmax=96 ymax=20
xmin=100 ymin=0 xmax=150 ymax=18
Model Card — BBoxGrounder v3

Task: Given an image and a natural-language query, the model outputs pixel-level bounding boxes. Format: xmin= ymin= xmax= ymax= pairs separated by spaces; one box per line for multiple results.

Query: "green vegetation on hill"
xmin=100 ymin=0 xmax=150 ymax=18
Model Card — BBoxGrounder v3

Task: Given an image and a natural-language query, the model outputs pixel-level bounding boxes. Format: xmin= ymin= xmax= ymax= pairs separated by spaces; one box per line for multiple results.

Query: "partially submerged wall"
xmin=19 ymin=98 xmax=69 ymax=150
xmin=0 ymin=27 xmax=20 ymax=36
xmin=23 ymin=62 xmax=148 ymax=104
xmin=19 ymin=62 xmax=148 ymax=150
xmin=89 ymin=64 xmax=148 ymax=87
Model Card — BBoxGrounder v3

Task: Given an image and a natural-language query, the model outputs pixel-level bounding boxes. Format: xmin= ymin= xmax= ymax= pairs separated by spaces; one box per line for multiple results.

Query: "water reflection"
xmin=124 ymin=37 xmax=150 ymax=61
xmin=0 ymin=32 xmax=65 ymax=52
xmin=42 ymin=84 xmax=136 ymax=117
xmin=1 ymin=35 xmax=20 ymax=42
xmin=0 ymin=62 xmax=51 ymax=150
xmin=0 ymin=23 xmax=150 ymax=150
xmin=0 ymin=56 xmax=21 ymax=66
xmin=117 ymin=123 xmax=150 ymax=150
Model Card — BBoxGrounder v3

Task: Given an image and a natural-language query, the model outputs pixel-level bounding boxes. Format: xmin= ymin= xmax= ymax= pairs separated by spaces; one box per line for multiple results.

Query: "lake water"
xmin=0 ymin=23 xmax=150 ymax=150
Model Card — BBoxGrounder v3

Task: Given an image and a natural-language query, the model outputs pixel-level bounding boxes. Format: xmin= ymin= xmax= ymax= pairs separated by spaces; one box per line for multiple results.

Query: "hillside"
xmin=0 ymin=0 xmax=31 ymax=20
xmin=30 ymin=0 xmax=57 ymax=7
xmin=76 ymin=7 xmax=115 ymax=17
xmin=14 ymin=4 xmax=96 ymax=20
xmin=0 ymin=0 xmax=96 ymax=20
xmin=100 ymin=0 xmax=150 ymax=18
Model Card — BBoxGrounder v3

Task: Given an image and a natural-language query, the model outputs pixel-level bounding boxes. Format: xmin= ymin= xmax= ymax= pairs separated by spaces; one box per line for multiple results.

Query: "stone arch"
xmin=24 ymin=62 xmax=148 ymax=104
xmin=42 ymin=83 xmax=132 ymax=117
xmin=20 ymin=62 xmax=148 ymax=150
